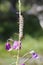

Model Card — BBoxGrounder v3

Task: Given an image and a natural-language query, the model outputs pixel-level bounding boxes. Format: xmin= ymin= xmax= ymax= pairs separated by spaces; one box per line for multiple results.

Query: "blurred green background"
xmin=0 ymin=0 xmax=43 ymax=65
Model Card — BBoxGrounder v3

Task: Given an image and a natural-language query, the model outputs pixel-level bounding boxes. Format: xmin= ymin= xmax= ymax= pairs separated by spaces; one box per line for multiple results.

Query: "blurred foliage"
xmin=0 ymin=21 xmax=18 ymax=41
xmin=24 ymin=14 xmax=43 ymax=37
xmin=21 ymin=0 xmax=43 ymax=5
xmin=0 ymin=1 xmax=11 ymax=12
xmin=16 ymin=3 xmax=31 ymax=12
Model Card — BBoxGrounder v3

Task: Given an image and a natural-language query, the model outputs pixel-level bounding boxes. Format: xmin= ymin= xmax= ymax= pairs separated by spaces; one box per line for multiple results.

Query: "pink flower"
xmin=13 ymin=41 xmax=19 ymax=50
xmin=5 ymin=40 xmax=22 ymax=51
xmin=13 ymin=41 xmax=21 ymax=50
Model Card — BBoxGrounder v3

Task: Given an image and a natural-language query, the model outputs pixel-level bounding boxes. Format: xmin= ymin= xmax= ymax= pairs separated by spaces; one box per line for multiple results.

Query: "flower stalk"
xmin=16 ymin=0 xmax=21 ymax=65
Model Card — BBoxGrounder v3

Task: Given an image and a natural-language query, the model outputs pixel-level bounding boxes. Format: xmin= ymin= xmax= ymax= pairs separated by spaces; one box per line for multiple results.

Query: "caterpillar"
xmin=19 ymin=14 xmax=24 ymax=40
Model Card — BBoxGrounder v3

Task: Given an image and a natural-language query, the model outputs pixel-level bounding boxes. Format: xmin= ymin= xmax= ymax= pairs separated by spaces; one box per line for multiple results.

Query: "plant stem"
xmin=16 ymin=49 xmax=20 ymax=65
xmin=16 ymin=0 xmax=21 ymax=65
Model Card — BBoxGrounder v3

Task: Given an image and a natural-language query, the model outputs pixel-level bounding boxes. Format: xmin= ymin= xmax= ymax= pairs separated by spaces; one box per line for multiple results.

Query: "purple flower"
xmin=5 ymin=40 xmax=22 ymax=51
xmin=13 ymin=41 xmax=21 ymax=50
xmin=21 ymin=63 xmax=25 ymax=65
xmin=13 ymin=41 xmax=19 ymax=50
xmin=5 ymin=42 xmax=11 ymax=50
xmin=29 ymin=50 xmax=39 ymax=59
xmin=32 ymin=52 xmax=38 ymax=59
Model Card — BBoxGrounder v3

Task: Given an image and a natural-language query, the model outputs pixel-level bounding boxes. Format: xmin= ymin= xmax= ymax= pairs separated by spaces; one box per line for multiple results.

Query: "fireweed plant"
xmin=5 ymin=39 xmax=25 ymax=65
xmin=5 ymin=0 xmax=40 ymax=65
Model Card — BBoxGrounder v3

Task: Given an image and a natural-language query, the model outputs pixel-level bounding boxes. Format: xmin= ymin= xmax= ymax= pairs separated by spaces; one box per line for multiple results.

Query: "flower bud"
xmin=5 ymin=42 xmax=11 ymax=50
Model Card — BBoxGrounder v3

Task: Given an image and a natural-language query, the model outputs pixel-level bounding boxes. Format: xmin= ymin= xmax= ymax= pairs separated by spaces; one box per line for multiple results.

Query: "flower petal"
xmin=5 ymin=42 xmax=11 ymax=50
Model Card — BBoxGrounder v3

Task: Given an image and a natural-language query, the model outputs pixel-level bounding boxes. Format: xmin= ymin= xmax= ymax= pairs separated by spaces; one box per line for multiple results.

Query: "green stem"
xmin=16 ymin=49 xmax=20 ymax=65
xmin=16 ymin=0 xmax=21 ymax=65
